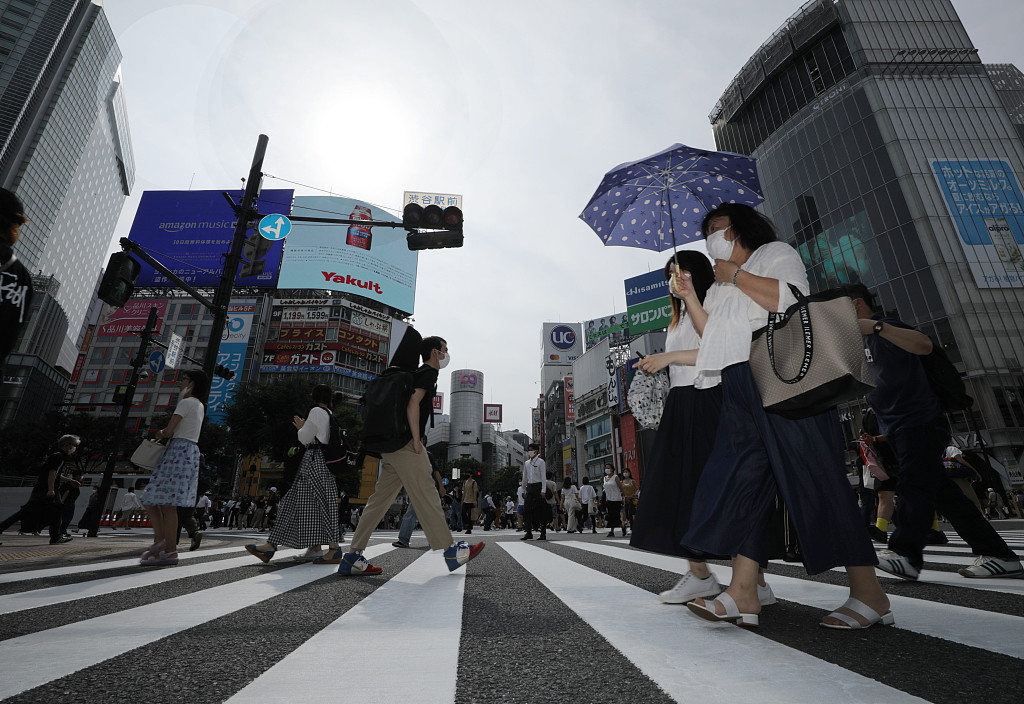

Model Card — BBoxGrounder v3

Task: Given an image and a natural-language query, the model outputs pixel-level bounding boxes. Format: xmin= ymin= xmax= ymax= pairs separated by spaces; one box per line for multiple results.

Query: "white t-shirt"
xmin=578 ymin=483 xmax=597 ymax=505
xmin=172 ymin=396 xmax=205 ymax=443
xmin=666 ymin=315 xmax=701 ymax=388
xmin=695 ymin=241 xmax=808 ymax=389
xmin=505 ymin=500 xmax=515 ymax=514
xmin=603 ymin=474 xmax=623 ymax=501
xmin=561 ymin=486 xmax=580 ymax=505
xmin=298 ymin=406 xmax=331 ymax=446
xmin=516 ymin=485 xmax=526 ymax=507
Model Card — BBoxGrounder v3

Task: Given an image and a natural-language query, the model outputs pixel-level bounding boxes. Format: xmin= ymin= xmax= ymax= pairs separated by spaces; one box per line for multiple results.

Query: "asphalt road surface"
xmin=1 ymin=526 xmax=1022 ymax=703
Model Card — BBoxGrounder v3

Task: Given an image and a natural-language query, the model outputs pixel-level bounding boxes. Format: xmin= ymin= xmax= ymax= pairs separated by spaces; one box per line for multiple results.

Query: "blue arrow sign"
xmin=148 ymin=350 xmax=166 ymax=375
xmin=259 ymin=214 xmax=292 ymax=240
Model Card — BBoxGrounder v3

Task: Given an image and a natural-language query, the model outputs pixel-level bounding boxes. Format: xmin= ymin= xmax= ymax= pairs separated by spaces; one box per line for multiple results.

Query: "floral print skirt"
xmin=139 ymin=438 xmax=200 ymax=507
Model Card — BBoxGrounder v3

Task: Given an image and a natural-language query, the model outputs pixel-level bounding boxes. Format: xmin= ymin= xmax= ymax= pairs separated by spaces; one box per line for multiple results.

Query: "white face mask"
xmin=437 ymin=352 xmax=450 ymax=369
xmin=705 ymin=228 xmax=735 ymax=261
xmin=528 ymin=450 xmax=537 ymax=459
xmin=605 ymin=469 xmax=613 ymax=476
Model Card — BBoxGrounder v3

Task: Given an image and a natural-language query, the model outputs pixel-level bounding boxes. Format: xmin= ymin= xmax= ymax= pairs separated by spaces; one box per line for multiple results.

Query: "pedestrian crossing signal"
xmin=403 ymin=203 xmax=464 ymax=250
xmin=98 ymin=253 xmax=140 ymax=308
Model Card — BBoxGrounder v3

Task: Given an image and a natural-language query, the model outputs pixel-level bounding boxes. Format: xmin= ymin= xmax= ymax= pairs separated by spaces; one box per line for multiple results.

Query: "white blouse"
xmin=694 ymin=241 xmax=809 ymax=390
xmin=665 ymin=314 xmax=700 ymax=388
xmin=297 ymin=406 xmax=331 ymax=447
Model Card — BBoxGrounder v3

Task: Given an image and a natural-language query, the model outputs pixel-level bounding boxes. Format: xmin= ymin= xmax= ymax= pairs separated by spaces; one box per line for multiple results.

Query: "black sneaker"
xmin=520 ymin=533 xmax=534 ymax=541
xmin=927 ymin=530 xmax=949 ymax=545
xmin=867 ymin=526 xmax=888 ymax=543
xmin=190 ymin=531 xmax=203 ymax=552
xmin=50 ymin=535 xmax=73 ymax=544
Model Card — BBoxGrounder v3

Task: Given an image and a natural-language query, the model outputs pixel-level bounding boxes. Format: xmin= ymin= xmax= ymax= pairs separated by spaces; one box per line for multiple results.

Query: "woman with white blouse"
xmin=559 ymin=477 xmax=580 ymax=533
xmin=139 ymin=370 xmax=209 ymax=567
xmin=247 ymin=384 xmax=342 ymax=564
xmin=675 ymin=203 xmax=889 ymax=630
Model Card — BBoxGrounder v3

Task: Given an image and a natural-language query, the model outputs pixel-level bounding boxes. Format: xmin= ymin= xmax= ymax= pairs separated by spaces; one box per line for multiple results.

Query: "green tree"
xmin=223 ymin=378 xmax=317 ymax=462
xmin=490 ymin=464 xmax=522 ymax=501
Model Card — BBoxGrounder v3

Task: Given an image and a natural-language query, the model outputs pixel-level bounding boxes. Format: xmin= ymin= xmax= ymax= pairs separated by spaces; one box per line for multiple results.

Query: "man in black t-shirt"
xmin=0 ymin=188 xmax=33 ymax=375
xmin=845 ymin=284 xmax=1021 ymax=580
xmin=341 ymin=335 xmax=485 ymax=576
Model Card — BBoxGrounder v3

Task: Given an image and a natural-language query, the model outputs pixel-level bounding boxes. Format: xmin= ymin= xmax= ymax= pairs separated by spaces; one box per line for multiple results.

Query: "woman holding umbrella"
xmin=674 ymin=203 xmax=888 ymax=629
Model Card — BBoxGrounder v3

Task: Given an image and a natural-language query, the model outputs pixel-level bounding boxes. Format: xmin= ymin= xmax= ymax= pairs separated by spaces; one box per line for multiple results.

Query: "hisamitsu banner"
xmin=624 ymin=270 xmax=671 ymax=335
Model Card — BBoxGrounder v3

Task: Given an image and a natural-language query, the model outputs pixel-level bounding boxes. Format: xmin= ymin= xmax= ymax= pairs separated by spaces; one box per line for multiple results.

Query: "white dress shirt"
xmin=666 ymin=315 xmax=700 ymax=388
xmin=522 ymin=456 xmax=546 ymax=489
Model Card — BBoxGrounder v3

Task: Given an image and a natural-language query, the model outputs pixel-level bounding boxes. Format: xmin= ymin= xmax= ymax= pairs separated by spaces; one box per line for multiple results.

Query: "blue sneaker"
xmin=337 ymin=551 xmax=382 ymax=576
xmin=443 ymin=541 xmax=484 ymax=572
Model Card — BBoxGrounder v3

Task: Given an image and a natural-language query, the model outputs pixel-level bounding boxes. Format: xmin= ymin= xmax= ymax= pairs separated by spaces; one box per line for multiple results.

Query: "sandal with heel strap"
xmin=820 ymin=597 xmax=894 ymax=630
xmin=685 ymin=592 xmax=759 ymax=628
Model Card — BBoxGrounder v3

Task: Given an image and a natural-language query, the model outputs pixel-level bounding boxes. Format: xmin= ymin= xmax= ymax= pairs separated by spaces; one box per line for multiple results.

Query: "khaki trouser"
xmin=351 ymin=440 xmax=453 ymax=551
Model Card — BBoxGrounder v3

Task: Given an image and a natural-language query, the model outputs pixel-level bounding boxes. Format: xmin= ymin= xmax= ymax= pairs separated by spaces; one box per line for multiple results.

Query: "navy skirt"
xmin=629 ymin=385 xmax=726 ymax=558
xmin=680 ymin=363 xmax=877 ymax=575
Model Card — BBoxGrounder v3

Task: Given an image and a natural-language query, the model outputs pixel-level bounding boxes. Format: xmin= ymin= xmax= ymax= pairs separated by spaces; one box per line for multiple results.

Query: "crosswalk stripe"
xmin=226 ymin=551 xmax=464 ymax=704
xmin=562 ymin=542 xmax=1024 ymax=659
xmin=0 ymin=548 xmax=309 ymax=614
xmin=500 ymin=542 xmax=929 ymax=704
xmin=0 ymin=544 xmax=394 ymax=700
xmin=0 ymin=545 xmax=250 ymax=584
xmin=773 ymin=561 xmax=1024 ymax=594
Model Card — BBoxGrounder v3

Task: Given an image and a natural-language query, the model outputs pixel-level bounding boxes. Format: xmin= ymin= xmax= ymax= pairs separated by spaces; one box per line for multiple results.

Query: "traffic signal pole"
xmin=202 ymin=134 xmax=268 ymax=382
xmin=85 ymin=306 xmax=159 ymax=537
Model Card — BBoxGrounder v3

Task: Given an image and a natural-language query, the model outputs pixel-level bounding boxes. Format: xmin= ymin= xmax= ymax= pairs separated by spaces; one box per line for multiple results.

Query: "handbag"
xmin=748 ymin=285 xmax=875 ymax=419
xmin=627 ymin=365 xmax=670 ymax=430
xmin=858 ymin=442 xmax=890 ymax=481
xmin=131 ymin=439 xmax=167 ymax=470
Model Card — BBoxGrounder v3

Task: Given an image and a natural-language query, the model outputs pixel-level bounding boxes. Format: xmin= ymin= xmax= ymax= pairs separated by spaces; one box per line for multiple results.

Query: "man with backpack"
xmin=339 ymin=335 xmax=484 ymax=575
xmin=846 ymin=284 xmax=1022 ymax=579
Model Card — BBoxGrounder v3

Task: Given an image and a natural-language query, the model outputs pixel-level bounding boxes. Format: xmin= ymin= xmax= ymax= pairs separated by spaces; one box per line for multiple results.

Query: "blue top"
xmin=864 ymin=315 xmax=941 ymax=435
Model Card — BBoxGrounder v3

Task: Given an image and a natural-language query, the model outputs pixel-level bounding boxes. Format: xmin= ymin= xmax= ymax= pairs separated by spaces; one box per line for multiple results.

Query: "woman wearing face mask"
xmin=672 ymin=203 xmax=887 ymax=630
xmin=247 ymin=383 xmax=344 ymax=564
xmin=559 ymin=477 xmax=581 ymax=533
xmin=601 ymin=463 xmax=627 ymax=537
xmin=619 ymin=469 xmax=638 ymax=533
xmin=139 ymin=370 xmax=209 ymax=566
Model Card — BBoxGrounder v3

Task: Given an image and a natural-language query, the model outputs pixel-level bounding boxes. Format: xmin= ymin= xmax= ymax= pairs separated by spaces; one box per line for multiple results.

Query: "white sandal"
xmin=685 ymin=592 xmax=759 ymax=628
xmin=820 ymin=597 xmax=895 ymax=630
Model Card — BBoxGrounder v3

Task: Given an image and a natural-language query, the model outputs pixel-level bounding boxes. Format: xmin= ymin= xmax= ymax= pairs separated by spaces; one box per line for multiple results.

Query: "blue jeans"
xmin=398 ymin=502 xmax=418 ymax=546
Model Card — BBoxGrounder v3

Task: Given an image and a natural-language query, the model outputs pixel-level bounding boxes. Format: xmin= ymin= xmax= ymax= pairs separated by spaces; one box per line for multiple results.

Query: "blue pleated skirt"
xmin=680 ymin=363 xmax=877 ymax=575
xmin=629 ymin=385 xmax=726 ymax=558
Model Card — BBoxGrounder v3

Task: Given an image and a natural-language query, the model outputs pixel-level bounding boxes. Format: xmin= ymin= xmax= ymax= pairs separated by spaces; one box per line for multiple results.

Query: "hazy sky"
xmin=102 ymin=0 xmax=1024 ymax=432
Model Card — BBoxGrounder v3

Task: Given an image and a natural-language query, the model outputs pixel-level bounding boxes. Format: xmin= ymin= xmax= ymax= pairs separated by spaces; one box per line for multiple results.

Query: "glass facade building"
xmin=0 ymin=0 xmax=134 ymax=371
xmin=711 ymin=0 xmax=1024 ymax=482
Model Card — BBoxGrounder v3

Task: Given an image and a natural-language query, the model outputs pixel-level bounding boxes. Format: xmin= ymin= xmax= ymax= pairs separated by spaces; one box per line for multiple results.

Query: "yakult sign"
xmin=541 ymin=322 xmax=583 ymax=366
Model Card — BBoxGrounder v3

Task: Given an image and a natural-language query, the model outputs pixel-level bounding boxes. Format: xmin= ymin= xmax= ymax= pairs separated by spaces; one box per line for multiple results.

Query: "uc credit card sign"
xmin=624 ymin=270 xmax=671 ymax=334
xmin=278 ymin=196 xmax=419 ymax=313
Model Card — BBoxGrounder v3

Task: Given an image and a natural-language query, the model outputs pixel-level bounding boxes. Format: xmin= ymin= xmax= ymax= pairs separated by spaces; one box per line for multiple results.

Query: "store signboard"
xmin=541 ymin=322 xmax=583 ymax=365
xmin=484 ymin=404 xmax=502 ymax=422
xmin=97 ymin=299 xmax=167 ymax=337
xmin=624 ymin=270 xmax=671 ymax=335
xmin=207 ymin=301 xmax=256 ymax=423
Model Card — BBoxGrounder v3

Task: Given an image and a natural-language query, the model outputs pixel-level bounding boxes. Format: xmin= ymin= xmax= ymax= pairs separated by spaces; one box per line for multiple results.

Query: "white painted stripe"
xmin=561 ymin=543 xmax=1024 ymax=659
xmin=0 ymin=549 xmax=315 ymax=614
xmin=0 ymin=545 xmax=393 ymax=700
xmin=769 ymin=561 xmax=1024 ymax=595
xmin=0 ymin=546 xmax=252 ymax=584
xmin=501 ymin=542 xmax=928 ymax=703
xmin=227 ymin=551 xmax=464 ymax=704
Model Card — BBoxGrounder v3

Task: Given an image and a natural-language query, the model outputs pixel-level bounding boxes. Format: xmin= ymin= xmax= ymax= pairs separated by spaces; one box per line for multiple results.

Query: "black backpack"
xmin=919 ymin=343 xmax=973 ymax=412
xmin=358 ymin=367 xmax=415 ymax=453
xmin=316 ymin=410 xmax=354 ymax=478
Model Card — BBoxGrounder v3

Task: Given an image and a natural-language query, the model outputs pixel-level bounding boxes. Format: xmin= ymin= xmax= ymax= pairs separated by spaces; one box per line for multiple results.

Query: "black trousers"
xmin=462 ymin=503 xmax=476 ymax=531
xmin=888 ymin=416 xmax=1015 ymax=565
xmin=523 ymin=483 xmax=549 ymax=535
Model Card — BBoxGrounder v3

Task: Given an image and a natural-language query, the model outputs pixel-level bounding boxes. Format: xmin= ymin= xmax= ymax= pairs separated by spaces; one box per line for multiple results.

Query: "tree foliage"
xmin=0 ymin=411 xmax=125 ymax=477
xmin=490 ymin=464 xmax=522 ymax=501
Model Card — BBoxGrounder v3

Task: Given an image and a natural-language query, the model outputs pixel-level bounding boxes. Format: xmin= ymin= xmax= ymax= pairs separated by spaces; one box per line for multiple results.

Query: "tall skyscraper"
xmin=0 ymin=0 xmax=134 ymax=371
xmin=710 ymin=0 xmax=1024 ymax=483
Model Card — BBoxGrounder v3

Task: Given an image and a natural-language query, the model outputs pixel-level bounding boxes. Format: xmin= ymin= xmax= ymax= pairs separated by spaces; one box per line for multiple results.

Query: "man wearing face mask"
xmin=340 ymin=336 xmax=485 ymax=575
xmin=520 ymin=443 xmax=548 ymax=540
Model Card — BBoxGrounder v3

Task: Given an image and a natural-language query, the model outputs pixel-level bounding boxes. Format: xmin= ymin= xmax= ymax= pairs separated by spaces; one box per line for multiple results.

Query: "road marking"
xmin=0 ymin=546 xmax=254 ymax=584
xmin=0 ymin=545 xmax=393 ymax=700
xmin=501 ymin=542 xmax=928 ymax=703
xmin=560 ymin=542 xmax=1024 ymax=659
xmin=227 ymin=551 xmax=464 ymax=703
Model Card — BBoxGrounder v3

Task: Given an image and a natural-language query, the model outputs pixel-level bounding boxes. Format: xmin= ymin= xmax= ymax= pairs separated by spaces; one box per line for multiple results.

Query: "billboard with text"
xmin=624 ymin=270 xmax=671 ymax=335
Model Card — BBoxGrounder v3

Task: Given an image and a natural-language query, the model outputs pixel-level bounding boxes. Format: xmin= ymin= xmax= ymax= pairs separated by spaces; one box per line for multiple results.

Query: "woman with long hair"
xmin=675 ymin=203 xmax=887 ymax=629
xmin=139 ymin=369 xmax=209 ymax=566
xmin=246 ymin=384 xmax=343 ymax=564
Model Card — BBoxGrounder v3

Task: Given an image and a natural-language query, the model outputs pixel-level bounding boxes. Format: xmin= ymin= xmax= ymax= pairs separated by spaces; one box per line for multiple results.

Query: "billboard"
xmin=564 ymin=375 xmax=575 ymax=423
xmin=584 ymin=312 xmax=629 ymax=349
xmin=97 ymin=299 xmax=167 ymax=337
xmin=127 ymin=190 xmax=293 ymax=287
xmin=541 ymin=323 xmax=583 ymax=366
xmin=932 ymin=159 xmax=1024 ymax=288
xmin=278 ymin=196 xmax=419 ymax=313
xmin=484 ymin=403 xmax=502 ymax=422
xmin=207 ymin=301 xmax=256 ymax=424
xmin=433 ymin=393 xmax=444 ymax=413
xmin=624 ymin=270 xmax=671 ymax=335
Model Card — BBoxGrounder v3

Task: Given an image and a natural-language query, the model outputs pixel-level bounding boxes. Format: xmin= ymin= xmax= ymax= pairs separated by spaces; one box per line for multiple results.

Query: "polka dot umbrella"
xmin=579 ymin=143 xmax=764 ymax=251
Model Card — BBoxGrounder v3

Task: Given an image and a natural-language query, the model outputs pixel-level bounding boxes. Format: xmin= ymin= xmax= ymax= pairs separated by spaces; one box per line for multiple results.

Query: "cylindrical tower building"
xmin=449 ymin=369 xmax=484 ymax=463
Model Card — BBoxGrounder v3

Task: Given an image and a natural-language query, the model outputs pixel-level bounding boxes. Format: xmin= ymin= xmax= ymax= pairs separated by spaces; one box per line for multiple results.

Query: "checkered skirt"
xmin=269 ymin=448 xmax=339 ymax=548
xmin=139 ymin=438 xmax=199 ymax=507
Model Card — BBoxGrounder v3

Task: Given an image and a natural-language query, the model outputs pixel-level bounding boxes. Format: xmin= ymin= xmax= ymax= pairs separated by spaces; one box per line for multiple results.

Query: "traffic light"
xmin=239 ymin=230 xmax=272 ymax=278
xmin=98 ymin=252 xmax=141 ymax=308
xmin=214 ymin=364 xmax=235 ymax=380
xmin=403 ymin=202 xmax=464 ymax=250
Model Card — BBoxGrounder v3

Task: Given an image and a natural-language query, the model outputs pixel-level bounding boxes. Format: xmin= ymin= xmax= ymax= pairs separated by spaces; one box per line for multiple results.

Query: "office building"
xmin=710 ymin=0 xmax=1024 ymax=482
xmin=1 ymin=0 xmax=134 ymax=371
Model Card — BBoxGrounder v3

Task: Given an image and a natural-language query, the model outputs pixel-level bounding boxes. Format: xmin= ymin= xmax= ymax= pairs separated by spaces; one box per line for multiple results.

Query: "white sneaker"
xmin=758 ymin=582 xmax=778 ymax=605
xmin=302 ymin=547 xmax=325 ymax=559
xmin=658 ymin=571 xmax=721 ymax=604
xmin=957 ymin=555 xmax=1024 ymax=578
